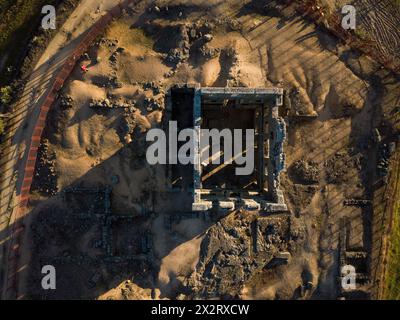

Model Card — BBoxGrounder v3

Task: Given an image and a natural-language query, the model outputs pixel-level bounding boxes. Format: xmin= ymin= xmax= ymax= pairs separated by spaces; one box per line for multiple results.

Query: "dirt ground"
xmin=322 ymin=0 xmax=400 ymax=64
xmin=20 ymin=0 xmax=400 ymax=300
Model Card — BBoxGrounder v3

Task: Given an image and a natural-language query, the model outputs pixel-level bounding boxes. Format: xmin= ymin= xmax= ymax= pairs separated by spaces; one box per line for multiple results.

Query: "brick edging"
xmin=5 ymin=0 xmax=138 ymax=299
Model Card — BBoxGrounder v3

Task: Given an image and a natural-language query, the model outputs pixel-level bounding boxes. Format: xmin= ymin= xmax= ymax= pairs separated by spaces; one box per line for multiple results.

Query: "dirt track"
xmin=357 ymin=0 xmax=400 ymax=60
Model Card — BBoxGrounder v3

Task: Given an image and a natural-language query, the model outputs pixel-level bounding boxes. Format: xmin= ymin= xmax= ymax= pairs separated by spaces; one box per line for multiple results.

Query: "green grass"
xmin=385 ymin=179 xmax=400 ymax=300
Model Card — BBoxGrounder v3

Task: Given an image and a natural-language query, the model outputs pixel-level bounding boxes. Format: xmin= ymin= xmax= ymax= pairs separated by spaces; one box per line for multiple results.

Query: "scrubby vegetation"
xmin=0 ymin=86 xmax=13 ymax=105
xmin=385 ymin=190 xmax=400 ymax=299
xmin=0 ymin=117 xmax=4 ymax=136
xmin=0 ymin=0 xmax=59 ymax=85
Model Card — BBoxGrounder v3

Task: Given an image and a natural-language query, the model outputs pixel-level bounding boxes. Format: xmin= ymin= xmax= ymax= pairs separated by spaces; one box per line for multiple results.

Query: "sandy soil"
xmin=18 ymin=0 xmax=400 ymax=300
xmin=0 ymin=0 xmax=133 ymax=299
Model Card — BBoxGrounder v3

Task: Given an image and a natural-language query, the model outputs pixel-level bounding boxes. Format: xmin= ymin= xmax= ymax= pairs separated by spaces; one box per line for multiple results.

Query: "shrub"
xmin=0 ymin=86 xmax=12 ymax=105
xmin=0 ymin=117 xmax=4 ymax=136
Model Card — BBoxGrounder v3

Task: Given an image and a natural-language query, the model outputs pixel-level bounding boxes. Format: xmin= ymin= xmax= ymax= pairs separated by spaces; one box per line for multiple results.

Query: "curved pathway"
xmin=0 ymin=0 xmax=140 ymax=299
